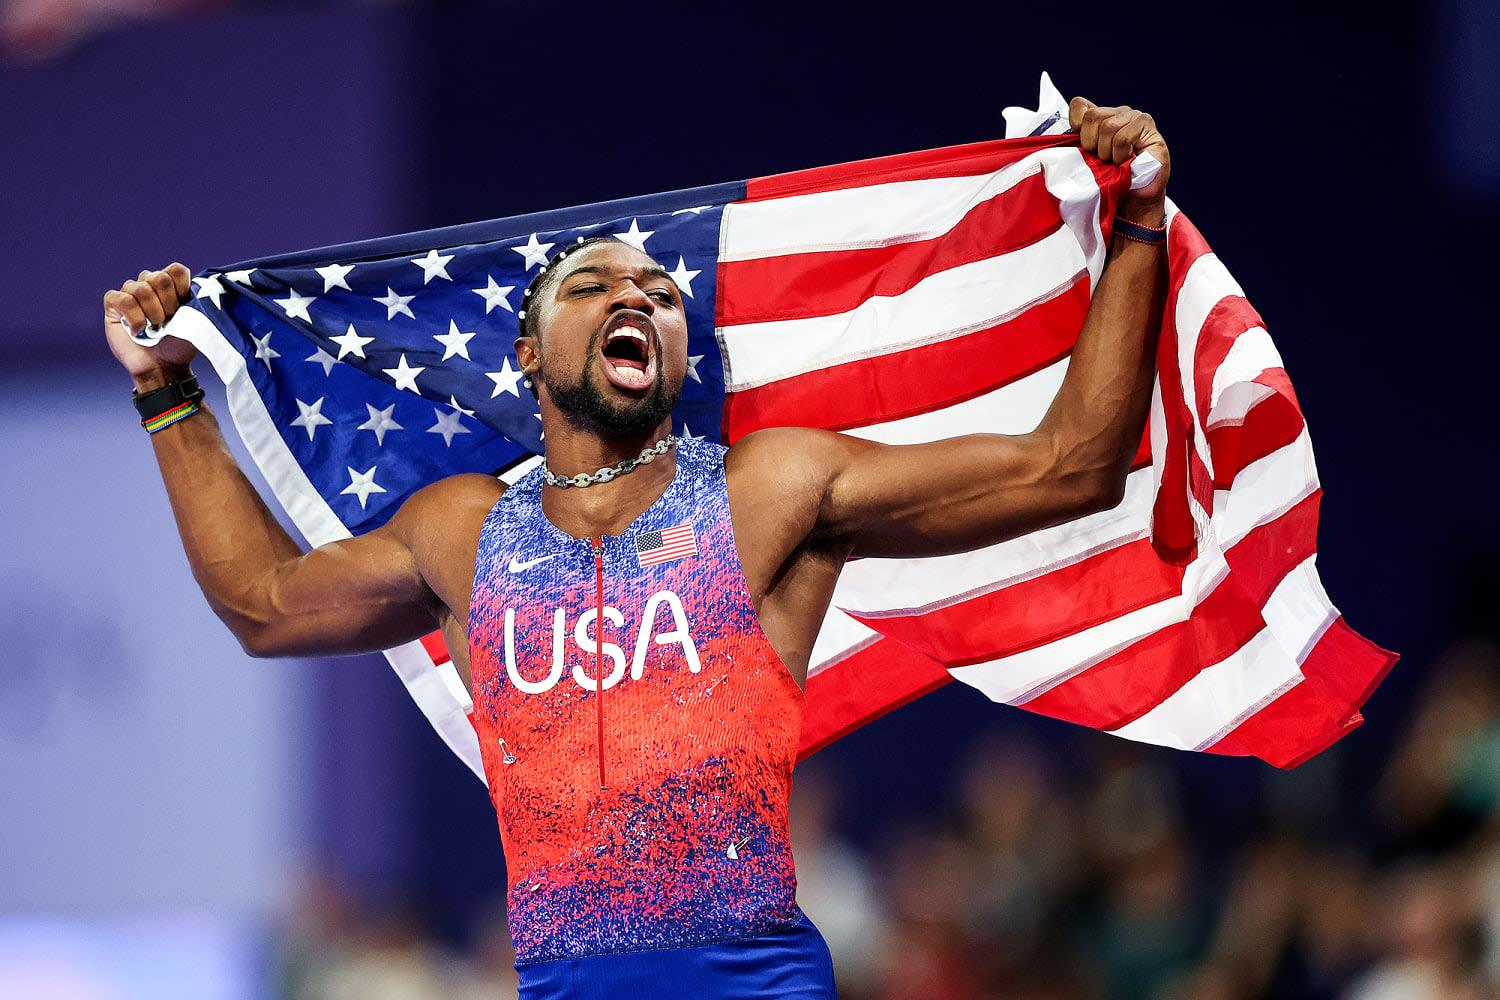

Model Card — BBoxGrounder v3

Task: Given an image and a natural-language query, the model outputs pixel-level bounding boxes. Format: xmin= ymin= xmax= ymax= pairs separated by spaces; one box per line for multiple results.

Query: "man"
xmin=103 ymin=98 xmax=1169 ymax=999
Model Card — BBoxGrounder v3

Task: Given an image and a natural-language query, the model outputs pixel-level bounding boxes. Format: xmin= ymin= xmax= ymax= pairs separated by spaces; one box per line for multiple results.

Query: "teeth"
xmin=608 ymin=329 xmax=648 ymax=345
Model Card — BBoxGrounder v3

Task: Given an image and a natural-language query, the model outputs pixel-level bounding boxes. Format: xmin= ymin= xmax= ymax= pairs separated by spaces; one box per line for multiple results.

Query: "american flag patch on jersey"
xmin=636 ymin=523 xmax=697 ymax=567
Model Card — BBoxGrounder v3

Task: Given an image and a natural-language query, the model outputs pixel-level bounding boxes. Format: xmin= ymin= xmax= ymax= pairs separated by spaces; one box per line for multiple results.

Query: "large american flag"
xmin=155 ymin=78 xmax=1395 ymax=776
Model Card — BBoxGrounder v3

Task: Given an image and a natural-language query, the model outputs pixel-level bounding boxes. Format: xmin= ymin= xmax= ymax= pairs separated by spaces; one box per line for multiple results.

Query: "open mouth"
xmin=600 ymin=314 xmax=657 ymax=391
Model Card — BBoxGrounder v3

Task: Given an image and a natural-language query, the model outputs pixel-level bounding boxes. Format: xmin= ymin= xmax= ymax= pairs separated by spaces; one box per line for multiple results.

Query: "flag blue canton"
xmin=187 ymin=182 xmax=740 ymax=533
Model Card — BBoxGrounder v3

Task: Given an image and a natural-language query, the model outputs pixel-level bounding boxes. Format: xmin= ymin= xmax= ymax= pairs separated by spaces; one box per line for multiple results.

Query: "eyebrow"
xmin=564 ymin=263 xmax=675 ymax=283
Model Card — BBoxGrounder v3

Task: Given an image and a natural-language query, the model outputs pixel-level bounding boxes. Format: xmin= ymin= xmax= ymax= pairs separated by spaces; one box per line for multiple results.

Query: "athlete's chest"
xmin=473 ymin=522 xmax=721 ymax=702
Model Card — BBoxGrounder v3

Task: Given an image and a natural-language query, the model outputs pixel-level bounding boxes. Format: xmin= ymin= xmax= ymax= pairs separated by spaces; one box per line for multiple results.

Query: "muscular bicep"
xmin=246 ymin=527 xmax=439 ymax=657
xmin=813 ymin=429 xmax=1114 ymax=558
xmin=229 ymin=474 xmax=502 ymax=658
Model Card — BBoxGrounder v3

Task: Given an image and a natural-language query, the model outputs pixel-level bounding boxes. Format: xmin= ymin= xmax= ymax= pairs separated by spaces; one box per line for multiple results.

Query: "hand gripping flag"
xmin=153 ymin=75 xmax=1395 ymax=775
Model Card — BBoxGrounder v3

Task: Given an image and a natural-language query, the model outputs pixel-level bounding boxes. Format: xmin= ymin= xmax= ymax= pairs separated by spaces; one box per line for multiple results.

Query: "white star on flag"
xmin=434 ymin=320 xmax=477 ymax=361
xmin=305 ymin=346 xmax=339 ymax=376
xmin=340 ymin=466 xmax=386 ymax=509
xmin=686 ymin=353 xmax=704 ymax=383
xmin=383 ymin=354 xmax=425 ymax=393
xmin=448 ymin=395 xmax=475 ymax=419
xmin=472 ymin=276 xmax=515 ymax=314
xmin=224 ymin=269 xmax=255 ymax=285
xmin=251 ymin=331 xmax=279 ymax=369
xmin=411 ymin=249 xmax=455 ymax=284
xmin=487 ymin=357 xmax=523 ymax=398
xmin=668 ymin=257 xmax=701 ymax=298
xmin=375 ymin=287 xmax=416 ymax=320
xmin=616 ymin=218 xmax=654 ymax=251
xmin=679 ymin=424 xmax=705 ymax=442
xmin=513 ymin=233 xmax=555 ymax=269
xmin=670 ymin=206 xmax=708 ymax=215
xmin=193 ymin=275 xmax=225 ymax=308
xmin=427 ymin=408 xmax=471 ymax=447
xmin=290 ymin=396 xmax=333 ymax=440
xmin=330 ymin=323 xmax=375 ymax=360
xmin=275 ymin=288 xmax=315 ymax=323
xmin=315 ymin=262 xmax=356 ymax=292
xmin=357 ymin=403 xmax=403 ymax=445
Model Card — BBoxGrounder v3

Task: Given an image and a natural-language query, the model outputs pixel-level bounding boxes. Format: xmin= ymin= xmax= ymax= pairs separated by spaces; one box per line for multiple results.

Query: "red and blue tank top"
xmin=467 ymin=437 xmax=806 ymax=963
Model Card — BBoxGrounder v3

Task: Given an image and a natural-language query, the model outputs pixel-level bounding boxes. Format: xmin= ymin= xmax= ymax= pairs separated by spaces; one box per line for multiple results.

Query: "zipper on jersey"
xmin=592 ymin=536 xmax=607 ymax=789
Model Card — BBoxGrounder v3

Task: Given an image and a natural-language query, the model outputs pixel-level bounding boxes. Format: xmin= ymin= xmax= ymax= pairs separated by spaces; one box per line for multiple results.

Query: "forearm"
xmin=142 ymin=392 xmax=309 ymax=645
xmin=108 ymin=268 xmax=438 ymax=656
xmin=1035 ymin=213 xmax=1167 ymax=499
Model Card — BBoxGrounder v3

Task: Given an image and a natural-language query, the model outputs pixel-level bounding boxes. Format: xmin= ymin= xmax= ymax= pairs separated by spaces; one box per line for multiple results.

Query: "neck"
xmin=537 ymin=415 xmax=677 ymax=539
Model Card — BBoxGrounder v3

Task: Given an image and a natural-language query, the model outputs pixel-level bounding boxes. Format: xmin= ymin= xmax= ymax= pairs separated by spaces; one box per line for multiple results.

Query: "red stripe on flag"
xmin=1019 ymin=490 xmax=1321 ymax=730
xmin=798 ymin=639 xmax=952 ymax=759
xmin=745 ymin=134 xmax=1079 ymax=202
xmin=1203 ymin=617 xmax=1399 ymax=768
xmin=720 ymin=172 xmax=1064 ymax=326
xmin=1207 ymin=381 xmax=1306 ymax=491
xmin=1150 ymin=215 xmax=1217 ymax=563
xmin=722 ymin=278 xmax=1090 ymax=440
xmin=420 ymin=630 xmax=452 ymax=666
xmin=1191 ymin=295 xmax=1266 ymax=428
xmin=847 ymin=536 xmax=1184 ymax=664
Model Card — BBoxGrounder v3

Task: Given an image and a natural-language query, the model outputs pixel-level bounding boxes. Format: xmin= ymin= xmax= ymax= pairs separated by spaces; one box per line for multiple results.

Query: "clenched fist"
xmin=103 ymin=263 xmax=198 ymax=392
xmin=1068 ymin=98 xmax=1170 ymax=225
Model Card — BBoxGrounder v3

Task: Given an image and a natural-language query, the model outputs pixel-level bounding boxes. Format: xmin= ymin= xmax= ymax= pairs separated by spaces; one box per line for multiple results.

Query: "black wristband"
xmin=132 ymin=373 xmax=204 ymax=422
xmin=1113 ymin=216 xmax=1168 ymax=245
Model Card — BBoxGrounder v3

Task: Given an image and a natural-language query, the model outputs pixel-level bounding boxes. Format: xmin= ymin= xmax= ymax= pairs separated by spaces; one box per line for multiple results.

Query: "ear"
xmin=514 ymin=335 xmax=540 ymax=372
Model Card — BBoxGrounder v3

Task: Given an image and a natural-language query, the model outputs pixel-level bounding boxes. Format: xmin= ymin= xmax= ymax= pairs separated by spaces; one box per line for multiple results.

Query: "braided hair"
xmin=515 ymin=234 xmax=632 ymax=400
xmin=515 ymin=235 xmax=627 ymax=343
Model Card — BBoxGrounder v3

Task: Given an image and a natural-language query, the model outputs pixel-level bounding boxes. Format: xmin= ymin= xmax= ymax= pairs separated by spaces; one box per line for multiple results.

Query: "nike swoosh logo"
xmin=507 ymin=554 xmax=558 ymax=573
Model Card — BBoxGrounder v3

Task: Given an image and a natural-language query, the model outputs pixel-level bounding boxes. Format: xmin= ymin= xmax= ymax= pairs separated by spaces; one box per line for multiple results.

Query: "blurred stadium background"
xmin=1 ymin=1 xmax=1497 ymax=998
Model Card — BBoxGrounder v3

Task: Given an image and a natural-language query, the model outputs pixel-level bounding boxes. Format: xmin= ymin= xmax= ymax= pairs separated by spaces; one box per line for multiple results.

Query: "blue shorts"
xmin=516 ymin=912 xmax=838 ymax=1000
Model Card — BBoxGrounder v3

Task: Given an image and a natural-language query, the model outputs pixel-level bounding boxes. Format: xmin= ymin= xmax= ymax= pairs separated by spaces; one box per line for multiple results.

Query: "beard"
xmin=543 ymin=353 xmax=681 ymax=439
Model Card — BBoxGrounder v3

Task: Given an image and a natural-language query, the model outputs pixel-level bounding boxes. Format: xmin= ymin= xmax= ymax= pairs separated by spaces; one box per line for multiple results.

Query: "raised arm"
xmin=103 ymin=267 xmax=495 ymax=657
xmin=746 ymin=100 xmax=1170 ymax=560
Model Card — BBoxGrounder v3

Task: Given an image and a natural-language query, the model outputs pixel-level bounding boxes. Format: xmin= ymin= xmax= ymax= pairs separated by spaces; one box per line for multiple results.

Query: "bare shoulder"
xmin=381 ymin=473 xmax=508 ymax=616
xmin=726 ymin=426 xmax=872 ymax=517
xmin=383 ymin=473 xmax=506 ymax=558
xmin=398 ymin=472 xmax=508 ymax=517
xmin=725 ymin=426 xmax=855 ymax=486
xmin=724 ymin=427 xmax=867 ymax=561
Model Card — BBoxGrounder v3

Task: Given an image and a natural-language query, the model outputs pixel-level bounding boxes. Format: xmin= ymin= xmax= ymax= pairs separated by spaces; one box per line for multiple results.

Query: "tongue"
xmin=608 ymin=359 xmax=653 ymax=390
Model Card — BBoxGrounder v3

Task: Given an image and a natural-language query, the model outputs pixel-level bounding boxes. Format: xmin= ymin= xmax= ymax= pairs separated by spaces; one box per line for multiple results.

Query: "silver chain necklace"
xmin=542 ymin=435 xmax=676 ymax=489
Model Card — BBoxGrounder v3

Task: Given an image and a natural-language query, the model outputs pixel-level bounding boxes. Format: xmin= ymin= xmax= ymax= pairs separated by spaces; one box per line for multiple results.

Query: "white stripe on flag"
xmin=1208 ymin=381 xmax=1277 ymax=430
xmin=808 ymin=609 xmax=882 ymax=680
xmin=1209 ymin=327 xmax=1282 ymax=418
xmin=941 ymin=428 xmax=1317 ymax=704
xmin=1173 ymin=250 xmax=1248 ymax=481
xmin=833 ymin=467 xmax=1153 ymax=617
xmin=1106 ymin=556 xmax=1336 ymax=751
xmin=947 ymin=546 xmax=1232 ymax=706
xmin=841 ymin=358 xmax=1067 ymax=442
xmin=723 ymin=150 xmax=1055 ymax=261
xmin=717 ymin=227 xmax=1087 ymax=391
xmin=1215 ymin=428 xmax=1318 ymax=549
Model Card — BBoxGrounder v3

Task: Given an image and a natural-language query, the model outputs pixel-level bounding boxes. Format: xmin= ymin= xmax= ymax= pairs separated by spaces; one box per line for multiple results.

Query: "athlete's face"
xmin=518 ymin=242 xmax=688 ymax=438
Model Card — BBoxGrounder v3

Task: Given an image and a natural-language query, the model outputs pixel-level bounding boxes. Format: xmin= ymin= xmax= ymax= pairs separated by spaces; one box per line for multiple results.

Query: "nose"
xmin=608 ymin=280 xmax=653 ymax=314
